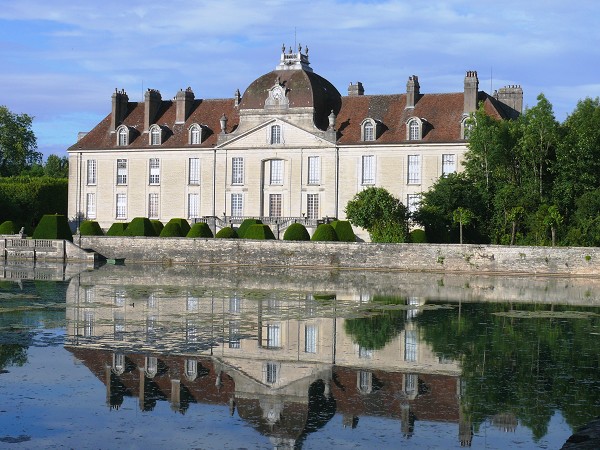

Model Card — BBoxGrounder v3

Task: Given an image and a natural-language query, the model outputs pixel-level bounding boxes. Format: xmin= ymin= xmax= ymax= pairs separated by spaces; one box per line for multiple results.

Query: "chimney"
xmin=406 ymin=75 xmax=420 ymax=109
xmin=494 ymin=85 xmax=523 ymax=114
xmin=110 ymin=89 xmax=129 ymax=131
xmin=175 ymin=87 xmax=195 ymax=124
xmin=348 ymin=82 xmax=364 ymax=96
xmin=464 ymin=71 xmax=479 ymax=114
xmin=144 ymin=88 xmax=162 ymax=131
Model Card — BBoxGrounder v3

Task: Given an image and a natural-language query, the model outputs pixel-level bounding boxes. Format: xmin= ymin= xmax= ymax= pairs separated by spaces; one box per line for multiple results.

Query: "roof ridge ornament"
xmin=276 ymin=43 xmax=313 ymax=72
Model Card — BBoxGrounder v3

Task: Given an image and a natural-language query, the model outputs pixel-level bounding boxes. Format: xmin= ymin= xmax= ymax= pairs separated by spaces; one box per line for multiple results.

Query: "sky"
xmin=1 ymin=0 xmax=599 ymax=159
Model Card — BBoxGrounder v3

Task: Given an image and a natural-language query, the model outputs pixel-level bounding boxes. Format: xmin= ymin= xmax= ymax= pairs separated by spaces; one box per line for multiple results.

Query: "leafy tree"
xmin=0 ymin=106 xmax=41 ymax=176
xmin=543 ymin=205 xmax=563 ymax=246
xmin=44 ymin=154 xmax=69 ymax=178
xmin=453 ymin=207 xmax=475 ymax=244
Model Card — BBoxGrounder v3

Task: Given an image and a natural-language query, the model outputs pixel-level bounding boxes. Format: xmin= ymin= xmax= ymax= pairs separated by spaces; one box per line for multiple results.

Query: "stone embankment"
xmin=78 ymin=236 xmax=600 ymax=276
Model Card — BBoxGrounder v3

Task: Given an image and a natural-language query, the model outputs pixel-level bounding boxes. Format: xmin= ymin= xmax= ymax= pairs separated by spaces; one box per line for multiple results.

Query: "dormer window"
xmin=361 ymin=118 xmax=380 ymax=141
xmin=407 ymin=118 xmax=422 ymax=141
xmin=270 ymin=124 xmax=281 ymax=144
xmin=149 ymin=125 xmax=162 ymax=145
xmin=117 ymin=125 xmax=129 ymax=146
xmin=461 ymin=115 xmax=474 ymax=140
xmin=189 ymin=124 xmax=202 ymax=145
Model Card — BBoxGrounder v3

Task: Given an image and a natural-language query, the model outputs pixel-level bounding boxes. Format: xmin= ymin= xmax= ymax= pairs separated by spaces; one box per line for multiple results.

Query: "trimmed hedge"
xmin=0 ymin=220 xmax=17 ymax=234
xmin=32 ymin=214 xmax=73 ymax=241
xmin=409 ymin=228 xmax=427 ymax=243
xmin=124 ymin=217 xmax=157 ymax=237
xmin=107 ymin=222 xmax=128 ymax=236
xmin=331 ymin=220 xmax=356 ymax=242
xmin=187 ymin=222 xmax=214 ymax=238
xmin=159 ymin=222 xmax=184 ymax=237
xmin=151 ymin=220 xmax=164 ymax=236
xmin=244 ymin=224 xmax=276 ymax=240
xmin=283 ymin=222 xmax=310 ymax=241
xmin=311 ymin=223 xmax=339 ymax=242
xmin=79 ymin=220 xmax=104 ymax=236
xmin=165 ymin=218 xmax=191 ymax=236
xmin=215 ymin=227 xmax=238 ymax=238
xmin=237 ymin=218 xmax=263 ymax=238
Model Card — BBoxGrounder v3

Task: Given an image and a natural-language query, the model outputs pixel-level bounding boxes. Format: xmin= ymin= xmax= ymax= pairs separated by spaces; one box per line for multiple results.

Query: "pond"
xmin=0 ymin=262 xmax=599 ymax=449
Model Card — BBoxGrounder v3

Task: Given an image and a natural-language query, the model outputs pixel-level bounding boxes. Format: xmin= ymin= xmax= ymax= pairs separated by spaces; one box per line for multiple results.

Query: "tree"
xmin=44 ymin=154 xmax=69 ymax=178
xmin=543 ymin=205 xmax=563 ymax=246
xmin=453 ymin=207 xmax=475 ymax=244
xmin=0 ymin=106 xmax=41 ymax=176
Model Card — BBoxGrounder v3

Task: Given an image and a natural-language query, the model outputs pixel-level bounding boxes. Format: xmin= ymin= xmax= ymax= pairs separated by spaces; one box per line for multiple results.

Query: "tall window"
xmin=150 ymin=126 xmax=161 ymax=145
xmin=305 ymin=324 xmax=317 ymax=353
xmin=404 ymin=329 xmax=417 ymax=361
xmin=442 ymin=154 xmax=456 ymax=176
xmin=86 ymin=193 xmax=96 ymax=219
xmin=149 ymin=158 xmax=160 ymax=185
xmin=232 ymin=157 xmax=244 ymax=184
xmin=407 ymin=194 xmax=421 ymax=215
xmin=270 ymin=124 xmax=281 ymax=144
xmin=409 ymin=119 xmax=420 ymax=140
xmin=188 ymin=193 xmax=199 ymax=219
xmin=116 ymin=159 xmax=127 ymax=185
xmin=269 ymin=193 xmax=282 ymax=217
xmin=189 ymin=158 xmax=200 ymax=185
xmin=265 ymin=362 xmax=278 ymax=384
xmin=229 ymin=321 xmax=241 ymax=348
xmin=362 ymin=155 xmax=375 ymax=185
xmin=270 ymin=159 xmax=283 ymax=185
xmin=308 ymin=156 xmax=320 ymax=184
xmin=363 ymin=121 xmax=374 ymax=141
xmin=190 ymin=124 xmax=201 ymax=145
xmin=117 ymin=127 xmax=128 ymax=146
xmin=307 ymin=193 xmax=319 ymax=220
xmin=264 ymin=324 xmax=281 ymax=348
xmin=87 ymin=160 xmax=97 ymax=185
xmin=116 ymin=193 xmax=127 ymax=219
xmin=358 ymin=370 xmax=373 ymax=393
xmin=148 ymin=193 xmax=159 ymax=218
xmin=231 ymin=193 xmax=243 ymax=216
xmin=407 ymin=155 xmax=421 ymax=184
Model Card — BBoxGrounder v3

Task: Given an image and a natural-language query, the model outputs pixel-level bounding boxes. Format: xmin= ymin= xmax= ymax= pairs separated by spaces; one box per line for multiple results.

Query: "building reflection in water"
xmin=65 ymin=271 xmax=472 ymax=448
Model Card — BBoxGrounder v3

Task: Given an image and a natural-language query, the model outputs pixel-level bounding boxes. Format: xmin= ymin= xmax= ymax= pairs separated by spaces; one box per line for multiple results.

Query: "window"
xmin=84 ymin=311 xmax=94 ymax=337
xmin=404 ymin=329 xmax=417 ymax=361
xmin=232 ymin=157 xmax=244 ymax=185
xmin=186 ymin=319 xmax=198 ymax=343
xmin=186 ymin=295 xmax=198 ymax=311
xmin=112 ymin=353 xmax=125 ymax=375
xmin=407 ymin=155 xmax=421 ymax=184
xmin=188 ymin=193 xmax=199 ymax=219
xmin=408 ymin=119 xmax=420 ymax=140
xmin=189 ymin=124 xmax=201 ymax=145
xmin=229 ymin=321 xmax=240 ymax=348
xmin=116 ymin=193 xmax=127 ymax=219
xmin=359 ymin=346 xmax=373 ymax=359
xmin=270 ymin=124 xmax=281 ymax=144
xmin=461 ymin=116 xmax=474 ymax=139
xmin=264 ymin=324 xmax=281 ymax=348
xmin=86 ymin=193 xmax=96 ymax=219
xmin=150 ymin=126 xmax=161 ymax=145
xmin=358 ymin=370 xmax=373 ymax=393
xmin=363 ymin=121 xmax=374 ymax=141
xmin=229 ymin=294 xmax=241 ymax=313
xmin=87 ymin=160 xmax=97 ymax=185
xmin=116 ymin=159 xmax=127 ymax=185
xmin=269 ymin=193 xmax=282 ymax=217
xmin=148 ymin=193 xmax=159 ymax=219
xmin=407 ymin=194 xmax=421 ymax=215
xmin=404 ymin=373 xmax=417 ymax=396
xmin=361 ymin=155 xmax=375 ymax=185
xmin=265 ymin=362 xmax=278 ymax=384
xmin=185 ymin=359 xmax=198 ymax=381
xmin=270 ymin=159 xmax=283 ymax=185
xmin=305 ymin=324 xmax=317 ymax=353
xmin=189 ymin=158 xmax=200 ymax=185
xmin=231 ymin=193 xmax=243 ymax=216
xmin=149 ymin=158 xmax=160 ymax=185
xmin=145 ymin=356 xmax=158 ymax=378
xmin=442 ymin=154 xmax=456 ymax=176
xmin=308 ymin=156 xmax=320 ymax=184
xmin=117 ymin=127 xmax=128 ymax=146
xmin=114 ymin=313 xmax=125 ymax=341
xmin=307 ymin=193 xmax=319 ymax=220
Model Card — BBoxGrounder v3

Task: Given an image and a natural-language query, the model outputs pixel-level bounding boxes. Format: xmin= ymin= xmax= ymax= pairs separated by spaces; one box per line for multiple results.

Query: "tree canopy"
xmin=0 ymin=106 xmax=41 ymax=176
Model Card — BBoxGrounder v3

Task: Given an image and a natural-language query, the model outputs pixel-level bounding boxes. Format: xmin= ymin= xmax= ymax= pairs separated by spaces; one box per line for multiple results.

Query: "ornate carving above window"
xmin=265 ymin=82 xmax=289 ymax=109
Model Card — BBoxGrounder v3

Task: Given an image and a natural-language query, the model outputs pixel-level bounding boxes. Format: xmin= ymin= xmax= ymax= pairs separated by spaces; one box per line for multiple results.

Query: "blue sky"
xmin=1 ymin=0 xmax=599 ymax=158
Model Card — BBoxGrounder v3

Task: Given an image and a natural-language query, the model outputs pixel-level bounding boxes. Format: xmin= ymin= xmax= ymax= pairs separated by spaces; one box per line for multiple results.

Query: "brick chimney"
xmin=144 ymin=89 xmax=162 ymax=131
xmin=406 ymin=75 xmax=420 ymax=109
xmin=175 ymin=87 xmax=195 ymax=124
xmin=464 ymin=71 xmax=479 ymax=114
xmin=110 ymin=89 xmax=129 ymax=131
xmin=495 ymin=85 xmax=523 ymax=114
xmin=348 ymin=82 xmax=364 ymax=96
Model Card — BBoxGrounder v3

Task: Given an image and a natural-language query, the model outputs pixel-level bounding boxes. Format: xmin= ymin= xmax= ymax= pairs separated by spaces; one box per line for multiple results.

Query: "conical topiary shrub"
xmin=215 ymin=227 xmax=238 ymax=239
xmin=0 ymin=220 xmax=17 ymax=235
xmin=165 ymin=218 xmax=191 ymax=236
xmin=32 ymin=214 xmax=73 ymax=241
xmin=159 ymin=221 xmax=184 ymax=237
xmin=107 ymin=222 xmax=128 ymax=236
xmin=237 ymin=218 xmax=263 ymax=238
xmin=124 ymin=217 xmax=157 ymax=236
xmin=283 ymin=222 xmax=310 ymax=241
xmin=409 ymin=228 xmax=427 ymax=243
xmin=311 ymin=223 xmax=338 ymax=242
xmin=244 ymin=224 xmax=276 ymax=240
xmin=79 ymin=220 xmax=104 ymax=236
xmin=151 ymin=220 xmax=164 ymax=236
xmin=331 ymin=220 xmax=356 ymax=242
xmin=187 ymin=222 xmax=214 ymax=238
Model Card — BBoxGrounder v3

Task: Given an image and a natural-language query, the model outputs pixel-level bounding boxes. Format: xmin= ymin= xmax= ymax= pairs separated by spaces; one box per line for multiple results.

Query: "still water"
xmin=0 ymin=262 xmax=599 ymax=449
